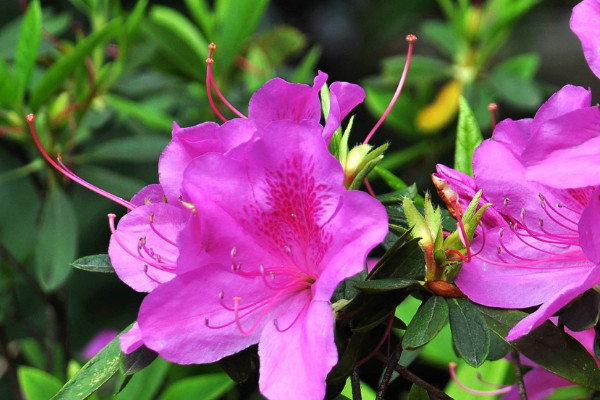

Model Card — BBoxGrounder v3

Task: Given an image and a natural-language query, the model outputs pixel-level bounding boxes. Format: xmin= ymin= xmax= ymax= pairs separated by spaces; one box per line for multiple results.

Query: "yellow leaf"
xmin=416 ymin=80 xmax=462 ymax=133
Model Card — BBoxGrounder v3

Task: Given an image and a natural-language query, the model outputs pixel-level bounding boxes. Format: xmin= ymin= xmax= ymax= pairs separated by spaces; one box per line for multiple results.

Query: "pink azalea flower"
xmin=434 ymin=84 xmax=600 ymax=340
xmin=81 ymin=329 xmax=119 ymax=359
xmin=133 ymin=120 xmax=388 ymax=400
xmin=571 ymin=0 xmax=600 ymax=79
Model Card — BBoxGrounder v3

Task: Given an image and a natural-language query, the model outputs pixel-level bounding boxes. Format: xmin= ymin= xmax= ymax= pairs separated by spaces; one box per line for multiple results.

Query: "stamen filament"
xmin=205 ymin=43 xmax=247 ymax=121
xmin=27 ymin=114 xmax=135 ymax=211
xmin=149 ymin=213 xmax=178 ymax=247
xmin=449 ymin=363 xmax=512 ymax=396
xmin=274 ymin=295 xmax=311 ymax=333
xmin=363 ymin=34 xmax=417 ymax=145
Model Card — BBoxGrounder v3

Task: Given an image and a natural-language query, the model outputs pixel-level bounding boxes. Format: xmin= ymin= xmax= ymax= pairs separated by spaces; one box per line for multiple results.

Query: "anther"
xmin=504 ymin=197 xmax=510 ymax=206
xmin=487 ymin=103 xmax=498 ymax=129
xmin=290 ymin=213 xmax=296 ymax=219
xmin=231 ymin=246 xmax=237 ymax=258
xmin=149 ymin=213 xmax=154 ymax=223
xmin=219 ymin=290 xmax=224 ymax=299
xmin=284 ymin=245 xmax=291 ymax=255
xmin=406 ymin=34 xmax=417 ymax=42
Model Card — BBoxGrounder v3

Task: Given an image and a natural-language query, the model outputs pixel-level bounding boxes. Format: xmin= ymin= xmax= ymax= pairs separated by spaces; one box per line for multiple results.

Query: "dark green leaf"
xmin=448 ymin=298 xmax=490 ymax=367
xmin=115 ymin=358 xmax=169 ymax=400
xmin=79 ymin=136 xmax=169 ymax=164
xmin=51 ymin=329 xmax=123 ymax=400
xmin=217 ymin=345 xmax=258 ymax=384
xmin=158 ymin=373 xmax=234 ymax=400
xmin=121 ymin=345 xmax=158 ymax=375
xmin=77 ymin=165 xmax=146 ymax=200
xmin=487 ymin=330 xmax=511 ymax=361
xmin=489 ymin=73 xmax=542 ymax=109
xmin=377 ymin=185 xmax=419 ymax=206
xmin=403 ymin=296 xmax=449 ymax=350
xmin=327 ymin=331 xmax=368 ymax=385
xmin=149 ymin=6 xmax=207 ymax=62
xmin=0 ymin=58 xmax=17 ymax=107
xmin=477 ymin=306 xmax=600 ymax=390
xmin=71 ymin=254 xmax=114 ymax=274
xmin=15 ymin=0 xmax=42 ymax=103
xmin=559 ymin=289 xmax=600 ymax=332
xmin=353 ymin=278 xmax=419 ymax=294
xmin=454 ymin=96 xmax=482 ymax=176
xmin=375 ymin=166 xmax=408 ymax=191
xmin=408 ymin=383 xmax=430 ymax=400
xmin=594 ymin=326 xmax=600 ymax=362
xmin=493 ymin=53 xmax=540 ymax=80
xmin=30 ymin=18 xmax=121 ymax=111
xmin=18 ymin=366 xmax=63 ymax=400
xmin=421 ymin=21 xmax=460 ymax=57
xmin=35 ymin=185 xmax=78 ymax=291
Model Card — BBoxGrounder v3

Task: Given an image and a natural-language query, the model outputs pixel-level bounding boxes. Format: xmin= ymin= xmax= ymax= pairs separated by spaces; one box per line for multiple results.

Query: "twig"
xmin=374 ymin=353 xmax=454 ymax=400
xmin=511 ymin=349 xmax=528 ymax=400
xmin=375 ymin=342 xmax=403 ymax=400
xmin=351 ymin=368 xmax=362 ymax=400
xmin=0 ymin=325 xmax=25 ymax=400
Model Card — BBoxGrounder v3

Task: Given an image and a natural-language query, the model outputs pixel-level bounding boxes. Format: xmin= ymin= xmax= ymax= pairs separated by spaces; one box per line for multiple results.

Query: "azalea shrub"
xmin=2 ymin=1 xmax=600 ymax=400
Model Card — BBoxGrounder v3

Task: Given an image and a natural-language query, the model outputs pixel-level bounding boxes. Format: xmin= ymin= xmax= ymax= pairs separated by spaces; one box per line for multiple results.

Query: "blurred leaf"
xmin=0 ymin=147 xmax=41 ymax=260
xmin=489 ymin=72 xmax=542 ymax=109
xmin=493 ymin=53 xmax=540 ymax=80
xmin=121 ymin=345 xmax=158 ymax=375
xmin=353 ymin=278 xmax=419 ymax=294
xmin=77 ymin=165 xmax=146 ymax=200
xmin=444 ymin=359 xmax=511 ymax=400
xmin=218 ymin=345 xmax=258 ymax=384
xmin=15 ymin=0 xmax=42 ymax=103
xmin=215 ymin=0 xmax=269 ymax=72
xmin=18 ymin=366 xmax=63 ymax=400
xmin=106 ymin=93 xmax=174 ymax=132
xmin=375 ymin=166 xmax=408 ymax=191
xmin=0 ymin=58 xmax=18 ymax=107
xmin=421 ymin=21 xmax=460 ymax=57
xmin=448 ymin=298 xmax=490 ymax=367
xmin=79 ymin=135 xmax=169 ymax=164
xmin=19 ymin=338 xmax=45 ymax=370
xmin=255 ymin=25 xmax=307 ymax=65
xmin=477 ymin=305 xmax=600 ymax=390
xmin=51 ymin=327 xmax=125 ymax=400
xmin=125 ymin=0 xmax=148 ymax=38
xmin=290 ymin=46 xmax=321 ymax=84
xmin=115 ymin=358 xmax=169 ymax=400
xmin=454 ymin=96 xmax=482 ymax=176
xmin=158 ymin=373 xmax=234 ymax=400
xmin=30 ymin=18 xmax=121 ymax=111
xmin=35 ymin=185 xmax=78 ymax=292
xmin=383 ymin=55 xmax=452 ymax=88
xmin=184 ymin=0 xmax=214 ymax=37
xmin=363 ymin=84 xmax=418 ymax=135
xmin=403 ymin=296 xmax=449 ymax=350
xmin=150 ymin=6 xmax=207 ymax=63
xmin=408 ymin=384 xmax=430 ymax=400
xmin=71 ymin=254 xmax=114 ymax=274
xmin=416 ymin=80 xmax=461 ymax=132
xmin=244 ymin=46 xmax=274 ymax=92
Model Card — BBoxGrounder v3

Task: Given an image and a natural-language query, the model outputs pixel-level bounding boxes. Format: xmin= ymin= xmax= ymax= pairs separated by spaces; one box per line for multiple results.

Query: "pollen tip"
xmin=406 ymin=34 xmax=417 ymax=42
xmin=205 ymin=57 xmax=215 ymax=64
xmin=487 ymin=103 xmax=497 ymax=111
xmin=26 ymin=113 xmax=35 ymax=123
xmin=208 ymin=43 xmax=217 ymax=50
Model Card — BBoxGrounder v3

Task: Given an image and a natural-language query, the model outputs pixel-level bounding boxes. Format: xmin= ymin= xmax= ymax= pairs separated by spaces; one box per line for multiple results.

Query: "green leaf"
xmin=35 ymin=185 xmax=78 ymax=291
xmin=15 ymin=0 xmax=42 ymax=104
xmin=421 ymin=21 xmax=460 ymax=57
xmin=115 ymin=358 xmax=169 ymax=400
xmin=290 ymin=45 xmax=321 ymax=84
xmin=408 ymin=384 xmax=430 ymax=400
xmin=77 ymin=165 xmax=146 ymax=200
xmin=489 ymin=72 xmax=542 ymax=109
xmin=214 ymin=0 xmax=269 ymax=72
xmin=30 ymin=18 xmax=121 ymax=111
xmin=375 ymin=166 xmax=408 ymax=191
xmin=559 ymin=289 xmax=600 ymax=331
xmin=121 ymin=345 xmax=158 ymax=375
xmin=106 ymin=94 xmax=174 ymax=131
xmin=51 ymin=327 xmax=124 ymax=400
xmin=78 ymin=135 xmax=169 ymax=164
xmin=493 ymin=53 xmax=540 ymax=80
xmin=71 ymin=254 xmax=114 ymax=274
xmin=158 ymin=373 xmax=234 ymax=400
xmin=448 ymin=298 xmax=490 ymax=367
xmin=486 ymin=330 xmax=511 ymax=361
xmin=0 ymin=58 xmax=18 ymax=107
xmin=477 ymin=305 xmax=600 ymax=390
xmin=149 ymin=6 xmax=207 ymax=63
xmin=403 ymin=296 xmax=449 ymax=350
xmin=18 ymin=366 xmax=63 ymax=400
xmin=184 ymin=0 xmax=214 ymax=37
xmin=454 ymin=96 xmax=482 ymax=176
xmin=353 ymin=278 xmax=419 ymax=294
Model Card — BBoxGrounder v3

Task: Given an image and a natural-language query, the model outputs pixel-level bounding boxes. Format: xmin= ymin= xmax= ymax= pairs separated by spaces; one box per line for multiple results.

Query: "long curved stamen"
xmin=355 ymin=313 xmax=395 ymax=367
xmin=108 ymin=214 xmax=176 ymax=272
xmin=488 ymin=103 xmax=498 ymax=130
xmin=206 ymin=43 xmax=247 ymax=121
xmin=363 ymin=34 xmax=417 ymax=145
xmin=538 ymin=195 xmax=578 ymax=231
xmin=449 ymin=363 xmax=512 ymax=396
xmin=143 ymin=265 xmax=162 ymax=284
xmin=148 ymin=213 xmax=178 ymax=247
xmin=475 ymin=250 xmax=588 ymax=269
xmin=273 ymin=295 xmax=311 ymax=333
xmin=27 ymin=114 xmax=135 ymax=211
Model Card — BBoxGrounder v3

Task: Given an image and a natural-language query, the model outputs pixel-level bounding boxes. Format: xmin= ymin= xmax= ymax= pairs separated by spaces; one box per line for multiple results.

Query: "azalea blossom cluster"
xmin=434 ymin=0 xmax=600 ymax=396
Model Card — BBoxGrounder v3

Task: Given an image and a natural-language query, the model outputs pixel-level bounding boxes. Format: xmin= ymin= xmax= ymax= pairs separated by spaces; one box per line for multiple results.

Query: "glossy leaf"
xmin=559 ymin=289 xmax=600 ymax=332
xmin=454 ymin=96 xmax=482 ymax=176
xmin=353 ymin=278 xmax=419 ymax=294
xmin=121 ymin=345 xmax=158 ymax=375
xmin=18 ymin=366 xmax=63 ymax=400
xmin=15 ymin=0 xmax=42 ymax=103
xmin=486 ymin=330 xmax=511 ymax=361
xmin=30 ymin=18 xmax=121 ymax=111
xmin=71 ymin=254 xmax=114 ymax=274
xmin=403 ymin=296 xmax=449 ymax=350
xmin=158 ymin=373 xmax=234 ymax=400
xmin=477 ymin=306 xmax=600 ymax=390
xmin=51 ymin=328 xmax=123 ymax=400
xmin=448 ymin=298 xmax=490 ymax=367
xmin=35 ymin=185 xmax=78 ymax=292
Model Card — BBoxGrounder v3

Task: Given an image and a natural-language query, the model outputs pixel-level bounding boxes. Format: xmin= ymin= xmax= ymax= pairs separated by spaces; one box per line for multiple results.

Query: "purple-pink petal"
xmin=322 ymin=81 xmax=365 ymax=142
xmin=120 ymin=323 xmax=144 ymax=354
xmin=571 ymin=0 xmax=600 ymax=79
xmin=579 ymin=187 xmax=600 ymax=265
xmin=82 ymin=329 xmax=119 ymax=359
xmin=501 ymin=366 xmax=574 ymax=400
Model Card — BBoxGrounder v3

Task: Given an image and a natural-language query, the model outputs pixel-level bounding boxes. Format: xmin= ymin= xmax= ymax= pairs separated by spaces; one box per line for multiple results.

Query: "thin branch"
xmin=375 ymin=341 xmax=403 ymax=400
xmin=511 ymin=349 xmax=528 ymax=400
xmin=374 ymin=353 xmax=454 ymax=400
xmin=0 ymin=324 xmax=25 ymax=400
xmin=351 ymin=368 xmax=362 ymax=400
